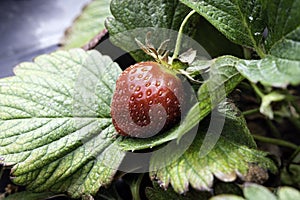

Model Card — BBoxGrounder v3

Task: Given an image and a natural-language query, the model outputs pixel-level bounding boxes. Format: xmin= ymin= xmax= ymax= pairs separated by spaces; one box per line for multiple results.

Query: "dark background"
xmin=0 ymin=0 xmax=90 ymax=78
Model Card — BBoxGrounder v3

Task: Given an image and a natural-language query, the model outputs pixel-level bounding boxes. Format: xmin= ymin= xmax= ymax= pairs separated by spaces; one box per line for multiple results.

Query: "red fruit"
xmin=111 ymin=61 xmax=185 ymax=138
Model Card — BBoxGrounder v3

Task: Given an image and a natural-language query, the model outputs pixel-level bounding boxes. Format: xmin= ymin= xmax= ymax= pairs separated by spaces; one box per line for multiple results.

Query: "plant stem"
xmin=255 ymin=45 xmax=266 ymax=59
xmin=171 ymin=10 xmax=196 ymax=64
xmin=130 ymin=174 xmax=144 ymax=200
xmin=243 ymin=47 xmax=252 ymax=59
xmin=253 ymin=134 xmax=298 ymax=150
xmin=251 ymin=82 xmax=264 ymax=98
xmin=243 ymin=108 xmax=259 ymax=116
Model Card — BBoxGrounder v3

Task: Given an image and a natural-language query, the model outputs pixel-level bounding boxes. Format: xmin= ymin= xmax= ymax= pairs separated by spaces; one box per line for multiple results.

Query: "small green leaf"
xmin=260 ymin=92 xmax=286 ymax=119
xmin=244 ymin=184 xmax=277 ymax=200
xmin=213 ymin=184 xmax=300 ymax=200
xmin=150 ymin=103 xmax=276 ymax=194
xmin=105 ymin=0 xmax=199 ymax=61
xmin=60 ymin=0 xmax=111 ymax=49
xmin=277 ymin=187 xmax=300 ymax=200
xmin=180 ymin=0 xmax=266 ymax=50
xmin=281 ymin=164 xmax=300 ymax=188
xmin=0 ymin=49 xmax=125 ymax=198
xmin=210 ymin=195 xmax=245 ymax=200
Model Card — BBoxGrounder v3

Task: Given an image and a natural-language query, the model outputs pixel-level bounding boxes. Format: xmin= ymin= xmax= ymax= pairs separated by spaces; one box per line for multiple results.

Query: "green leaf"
xmin=0 ymin=49 xmax=125 ymax=198
xmin=118 ymin=56 xmax=244 ymax=151
xmin=263 ymin=0 xmax=300 ymax=52
xmin=181 ymin=0 xmax=300 ymax=87
xmin=210 ymin=195 xmax=245 ymax=200
xmin=150 ymin=103 xmax=276 ymax=194
xmin=244 ymin=184 xmax=277 ymax=200
xmin=236 ymin=54 xmax=300 ymax=88
xmin=180 ymin=0 xmax=266 ymax=50
xmin=281 ymin=164 xmax=300 ymax=188
xmin=60 ymin=0 xmax=111 ymax=49
xmin=235 ymin=0 xmax=300 ymax=87
xmin=277 ymin=187 xmax=300 ymax=200
xmin=259 ymin=91 xmax=286 ymax=119
xmin=178 ymin=56 xmax=245 ymax=140
xmin=212 ymin=184 xmax=300 ymax=200
xmin=105 ymin=0 xmax=199 ymax=61
xmin=4 ymin=191 xmax=60 ymax=200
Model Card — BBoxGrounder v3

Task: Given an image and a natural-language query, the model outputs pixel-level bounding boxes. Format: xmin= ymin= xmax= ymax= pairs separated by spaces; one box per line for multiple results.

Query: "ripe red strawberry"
xmin=111 ymin=61 xmax=185 ymax=138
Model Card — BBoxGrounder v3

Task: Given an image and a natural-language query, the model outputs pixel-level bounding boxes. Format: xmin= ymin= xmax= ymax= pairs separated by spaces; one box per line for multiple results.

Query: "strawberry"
xmin=111 ymin=61 xmax=185 ymax=138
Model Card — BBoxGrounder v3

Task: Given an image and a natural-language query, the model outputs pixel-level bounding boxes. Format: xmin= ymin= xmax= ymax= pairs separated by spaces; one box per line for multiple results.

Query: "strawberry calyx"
xmin=135 ymin=32 xmax=200 ymax=83
xmin=135 ymin=32 xmax=196 ymax=71
xmin=135 ymin=32 xmax=170 ymax=68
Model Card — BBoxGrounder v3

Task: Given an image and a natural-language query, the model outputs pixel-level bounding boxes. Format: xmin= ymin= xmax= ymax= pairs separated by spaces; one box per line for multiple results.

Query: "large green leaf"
xmin=150 ymin=103 xmax=276 ymax=194
xmin=60 ymin=0 xmax=111 ymax=49
xmin=239 ymin=54 xmax=300 ymax=89
xmin=234 ymin=0 xmax=300 ymax=87
xmin=263 ymin=0 xmax=300 ymax=52
xmin=181 ymin=0 xmax=300 ymax=87
xmin=0 ymin=49 xmax=125 ymax=198
xmin=180 ymin=0 xmax=266 ymax=50
xmin=105 ymin=0 xmax=200 ymax=61
xmin=118 ymin=56 xmax=244 ymax=151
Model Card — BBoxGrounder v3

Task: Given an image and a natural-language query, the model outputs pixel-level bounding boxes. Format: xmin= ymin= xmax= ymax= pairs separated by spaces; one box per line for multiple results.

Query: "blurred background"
xmin=0 ymin=0 xmax=91 ymax=78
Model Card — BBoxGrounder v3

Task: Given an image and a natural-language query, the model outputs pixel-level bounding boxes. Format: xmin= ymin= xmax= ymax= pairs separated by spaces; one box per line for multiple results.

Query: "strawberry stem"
xmin=171 ymin=10 xmax=196 ymax=65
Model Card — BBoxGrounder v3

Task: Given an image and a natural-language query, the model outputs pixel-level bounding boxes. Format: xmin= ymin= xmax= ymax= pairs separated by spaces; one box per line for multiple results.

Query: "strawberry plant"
xmin=1 ymin=0 xmax=300 ymax=199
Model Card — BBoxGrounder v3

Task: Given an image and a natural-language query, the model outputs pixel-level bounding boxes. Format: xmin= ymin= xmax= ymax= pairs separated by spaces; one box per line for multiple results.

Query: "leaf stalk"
xmin=253 ymin=134 xmax=298 ymax=150
xmin=171 ymin=10 xmax=196 ymax=64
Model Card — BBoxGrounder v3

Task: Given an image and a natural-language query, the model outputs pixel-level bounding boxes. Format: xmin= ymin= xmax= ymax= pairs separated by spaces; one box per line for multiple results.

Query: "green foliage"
xmin=150 ymin=103 xmax=276 ymax=194
xmin=180 ymin=0 xmax=266 ymax=50
xmin=237 ymin=0 xmax=300 ymax=87
xmin=105 ymin=0 xmax=200 ymax=61
xmin=281 ymin=164 xmax=300 ymax=188
xmin=61 ymin=0 xmax=111 ymax=49
xmin=181 ymin=0 xmax=300 ymax=88
xmin=212 ymin=184 xmax=300 ymax=200
xmin=1 ymin=0 xmax=299 ymax=199
xmin=0 ymin=49 xmax=125 ymax=198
